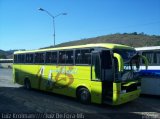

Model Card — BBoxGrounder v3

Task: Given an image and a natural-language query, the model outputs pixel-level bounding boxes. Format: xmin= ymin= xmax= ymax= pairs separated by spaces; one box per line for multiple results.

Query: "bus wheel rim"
xmin=81 ymin=91 xmax=87 ymax=101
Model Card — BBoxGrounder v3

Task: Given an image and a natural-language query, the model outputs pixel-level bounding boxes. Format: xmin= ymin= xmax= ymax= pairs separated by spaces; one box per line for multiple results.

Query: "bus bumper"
xmin=112 ymin=89 xmax=141 ymax=105
xmin=103 ymin=89 xmax=141 ymax=105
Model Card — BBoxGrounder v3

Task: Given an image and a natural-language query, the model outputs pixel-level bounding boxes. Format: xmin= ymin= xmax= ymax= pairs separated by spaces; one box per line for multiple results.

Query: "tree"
xmin=131 ymin=32 xmax=138 ymax=35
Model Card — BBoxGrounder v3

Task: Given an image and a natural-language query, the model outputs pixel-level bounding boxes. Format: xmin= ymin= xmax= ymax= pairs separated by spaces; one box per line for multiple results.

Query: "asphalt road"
xmin=0 ymin=68 xmax=160 ymax=119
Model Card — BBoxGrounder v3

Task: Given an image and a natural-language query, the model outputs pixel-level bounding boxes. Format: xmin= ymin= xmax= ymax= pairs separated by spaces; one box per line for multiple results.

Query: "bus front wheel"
xmin=24 ymin=79 xmax=31 ymax=90
xmin=77 ymin=88 xmax=91 ymax=104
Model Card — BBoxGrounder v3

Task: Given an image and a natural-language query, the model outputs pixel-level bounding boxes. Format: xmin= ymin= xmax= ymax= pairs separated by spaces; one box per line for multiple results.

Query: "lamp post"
xmin=38 ymin=8 xmax=67 ymax=46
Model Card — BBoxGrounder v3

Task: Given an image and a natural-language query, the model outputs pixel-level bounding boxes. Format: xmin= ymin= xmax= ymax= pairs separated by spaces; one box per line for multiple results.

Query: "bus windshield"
xmin=113 ymin=49 xmax=136 ymax=63
xmin=113 ymin=49 xmax=141 ymax=82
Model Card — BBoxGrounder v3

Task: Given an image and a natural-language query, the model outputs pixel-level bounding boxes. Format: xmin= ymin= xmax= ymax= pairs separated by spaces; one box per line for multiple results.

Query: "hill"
xmin=0 ymin=50 xmax=6 ymax=59
xmin=0 ymin=50 xmax=23 ymax=59
xmin=46 ymin=33 xmax=160 ymax=48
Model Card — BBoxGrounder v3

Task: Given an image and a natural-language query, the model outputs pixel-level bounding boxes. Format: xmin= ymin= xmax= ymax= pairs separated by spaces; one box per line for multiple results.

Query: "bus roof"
xmin=14 ymin=43 xmax=134 ymax=54
xmin=136 ymin=46 xmax=160 ymax=51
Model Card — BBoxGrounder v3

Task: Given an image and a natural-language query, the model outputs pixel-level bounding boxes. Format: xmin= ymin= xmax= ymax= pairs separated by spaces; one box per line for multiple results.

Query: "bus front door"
xmin=101 ymin=50 xmax=114 ymax=104
xmin=91 ymin=51 xmax=102 ymax=104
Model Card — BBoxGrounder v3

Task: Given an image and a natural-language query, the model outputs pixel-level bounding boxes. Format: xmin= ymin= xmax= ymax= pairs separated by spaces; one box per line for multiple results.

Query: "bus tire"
xmin=77 ymin=87 xmax=91 ymax=104
xmin=24 ymin=79 xmax=31 ymax=90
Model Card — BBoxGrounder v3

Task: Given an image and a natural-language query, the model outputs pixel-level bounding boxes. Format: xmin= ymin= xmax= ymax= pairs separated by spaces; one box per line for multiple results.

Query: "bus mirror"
xmin=139 ymin=55 xmax=148 ymax=70
xmin=113 ymin=53 xmax=124 ymax=72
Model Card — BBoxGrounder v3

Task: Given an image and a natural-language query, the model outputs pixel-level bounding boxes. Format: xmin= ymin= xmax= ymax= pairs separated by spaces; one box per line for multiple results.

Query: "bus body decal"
xmin=37 ymin=66 xmax=76 ymax=90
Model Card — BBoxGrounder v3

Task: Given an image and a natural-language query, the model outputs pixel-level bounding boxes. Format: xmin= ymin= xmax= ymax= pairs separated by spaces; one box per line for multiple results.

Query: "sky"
xmin=0 ymin=0 xmax=160 ymax=51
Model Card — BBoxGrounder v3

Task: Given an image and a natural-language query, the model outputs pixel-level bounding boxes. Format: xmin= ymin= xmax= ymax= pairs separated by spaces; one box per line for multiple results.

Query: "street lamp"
xmin=38 ymin=8 xmax=67 ymax=46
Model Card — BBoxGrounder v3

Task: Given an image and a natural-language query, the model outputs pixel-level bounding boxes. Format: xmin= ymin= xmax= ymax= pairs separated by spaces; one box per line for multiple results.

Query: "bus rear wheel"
xmin=24 ymin=79 xmax=31 ymax=90
xmin=77 ymin=88 xmax=91 ymax=104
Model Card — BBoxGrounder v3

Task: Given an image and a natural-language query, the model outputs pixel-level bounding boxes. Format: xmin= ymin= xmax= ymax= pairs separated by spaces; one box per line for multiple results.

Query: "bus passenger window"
xmin=21 ymin=54 xmax=25 ymax=63
xmin=142 ymin=52 xmax=154 ymax=64
xmin=26 ymin=54 xmax=29 ymax=63
xmin=156 ymin=52 xmax=160 ymax=64
xmin=14 ymin=55 xmax=18 ymax=63
xmin=17 ymin=55 xmax=21 ymax=63
xmin=75 ymin=49 xmax=92 ymax=65
xmin=18 ymin=54 xmax=25 ymax=63
xmin=45 ymin=52 xmax=58 ymax=64
xmin=35 ymin=53 xmax=45 ymax=63
xmin=75 ymin=50 xmax=81 ymax=64
xmin=66 ymin=51 xmax=73 ymax=64
xmin=81 ymin=50 xmax=91 ymax=64
xmin=59 ymin=51 xmax=66 ymax=64
xmin=26 ymin=54 xmax=34 ymax=63
xmin=45 ymin=52 xmax=52 ymax=63
xmin=51 ymin=52 xmax=57 ymax=64
xmin=153 ymin=52 xmax=157 ymax=64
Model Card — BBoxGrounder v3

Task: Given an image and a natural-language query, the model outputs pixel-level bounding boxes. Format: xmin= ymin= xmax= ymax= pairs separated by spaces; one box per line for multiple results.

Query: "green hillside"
xmin=0 ymin=50 xmax=7 ymax=59
xmin=0 ymin=50 xmax=19 ymax=59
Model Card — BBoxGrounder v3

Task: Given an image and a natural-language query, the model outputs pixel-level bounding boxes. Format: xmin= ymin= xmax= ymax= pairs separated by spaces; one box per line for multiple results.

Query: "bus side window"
xmin=26 ymin=54 xmax=29 ymax=63
xmin=17 ymin=54 xmax=25 ymax=63
xmin=156 ymin=52 xmax=160 ymax=64
xmin=75 ymin=49 xmax=92 ymax=65
xmin=59 ymin=51 xmax=66 ymax=64
xmin=26 ymin=54 xmax=33 ymax=63
xmin=142 ymin=52 xmax=154 ymax=65
xmin=66 ymin=50 xmax=74 ymax=64
xmin=29 ymin=54 xmax=34 ymax=63
xmin=153 ymin=52 xmax=157 ymax=64
xmin=45 ymin=52 xmax=52 ymax=63
xmin=14 ymin=55 xmax=18 ymax=63
xmin=45 ymin=52 xmax=57 ymax=64
xmin=81 ymin=49 xmax=91 ymax=64
xmin=21 ymin=54 xmax=25 ymax=63
xmin=17 ymin=55 xmax=21 ymax=63
xmin=75 ymin=50 xmax=81 ymax=64
xmin=51 ymin=52 xmax=57 ymax=64
xmin=34 ymin=53 xmax=45 ymax=63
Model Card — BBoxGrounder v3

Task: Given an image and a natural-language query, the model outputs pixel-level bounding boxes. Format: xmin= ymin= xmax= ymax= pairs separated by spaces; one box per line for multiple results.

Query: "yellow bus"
xmin=13 ymin=43 xmax=148 ymax=105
